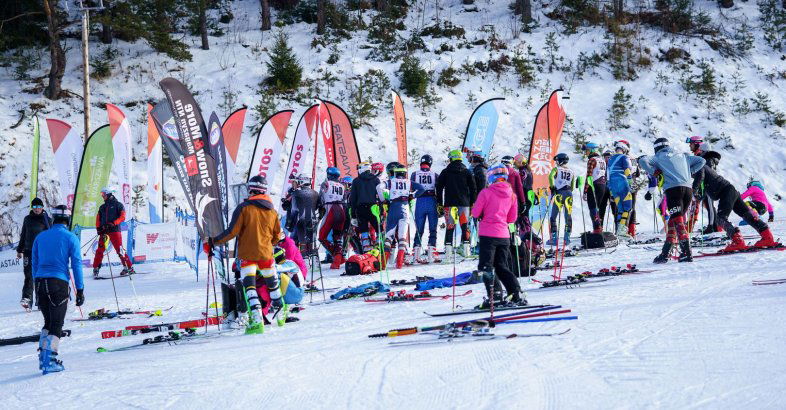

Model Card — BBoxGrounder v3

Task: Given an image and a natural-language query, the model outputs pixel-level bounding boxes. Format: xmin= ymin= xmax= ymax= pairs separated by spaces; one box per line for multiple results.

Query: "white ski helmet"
xmin=613 ymin=140 xmax=630 ymax=154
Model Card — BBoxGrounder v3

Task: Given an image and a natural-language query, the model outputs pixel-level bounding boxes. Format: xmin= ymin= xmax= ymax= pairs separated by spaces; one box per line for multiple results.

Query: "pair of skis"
xmin=100 ymin=316 xmax=224 ymax=339
xmin=752 ymin=278 xmax=786 ymax=286
xmin=0 ymin=330 xmax=71 ymax=347
xmin=73 ymin=306 xmax=174 ymax=321
xmin=388 ymin=328 xmax=571 ymax=346
xmin=364 ymin=290 xmax=472 ymax=303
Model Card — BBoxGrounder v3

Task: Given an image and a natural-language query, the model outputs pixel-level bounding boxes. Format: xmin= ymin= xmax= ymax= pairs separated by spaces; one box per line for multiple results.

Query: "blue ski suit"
xmin=411 ymin=169 xmax=439 ymax=248
xmin=607 ymin=153 xmax=633 ymax=226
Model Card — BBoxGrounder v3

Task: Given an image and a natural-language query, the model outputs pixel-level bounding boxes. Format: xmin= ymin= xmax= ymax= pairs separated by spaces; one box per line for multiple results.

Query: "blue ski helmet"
xmin=326 ymin=167 xmax=340 ymax=181
xmin=341 ymin=175 xmax=353 ymax=186
xmin=747 ymin=180 xmax=764 ymax=190
xmin=486 ymin=163 xmax=508 ymax=185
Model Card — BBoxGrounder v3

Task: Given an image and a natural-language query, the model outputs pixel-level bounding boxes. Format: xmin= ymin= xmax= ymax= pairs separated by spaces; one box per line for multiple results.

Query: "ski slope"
xmin=1 ymin=223 xmax=785 ymax=408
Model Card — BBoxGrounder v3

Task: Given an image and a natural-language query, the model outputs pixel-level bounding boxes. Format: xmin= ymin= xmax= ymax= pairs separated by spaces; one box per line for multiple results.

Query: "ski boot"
xmin=615 ymin=223 xmax=631 ymax=240
xmin=723 ymin=231 xmax=749 ymax=253
xmin=41 ymin=335 xmax=64 ymax=375
xmin=329 ymin=253 xmax=345 ymax=270
xmin=443 ymin=245 xmax=454 ymax=263
xmin=245 ymin=308 xmax=265 ymax=335
xmin=504 ymin=291 xmax=528 ymax=307
xmin=475 ymin=292 xmax=504 ymax=310
xmin=120 ymin=266 xmax=135 ymax=276
xmin=458 ymin=242 xmax=471 ymax=258
xmin=546 ymin=232 xmax=558 ymax=246
xmin=563 ymin=230 xmax=571 ymax=246
xmin=275 ymin=303 xmax=288 ymax=327
xmin=38 ymin=330 xmax=48 ymax=370
xmin=754 ymin=229 xmax=779 ymax=248
xmin=429 ymin=246 xmax=442 ymax=263
xmin=678 ymin=240 xmax=693 ymax=262
xmin=395 ymin=249 xmax=406 ymax=269
xmin=653 ymin=241 xmax=673 ymax=264
xmin=93 ymin=267 xmax=100 ymax=279
xmin=20 ymin=297 xmax=31 ymax=312
xmin=321 ymin=253 xmax=333 ymax=265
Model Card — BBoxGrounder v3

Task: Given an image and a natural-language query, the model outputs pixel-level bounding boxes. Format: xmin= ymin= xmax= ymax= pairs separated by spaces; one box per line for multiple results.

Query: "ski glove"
xmin=769 ymin=212 xmax=774 ymax=222
xmin=75 ymin=289 xmax=85 ymax=307
xmin=202 ymin=237 xmax=214 ymax=255
xmin=644 ymin=192 xmax=652 ymax=201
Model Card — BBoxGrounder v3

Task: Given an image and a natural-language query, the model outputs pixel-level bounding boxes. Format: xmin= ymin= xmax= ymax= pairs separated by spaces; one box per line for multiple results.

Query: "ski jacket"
xmin=471 ymin=182 xmax=518 ymax=239
xmin=213 ymin=194 xmax=281 ymax=261
xmin=280 ymin=236 xmax=307 ymax=279
xmin=506 ymin=165 xmax=526 ymax=207
xmin=287 ymin=188 xmax=320 ymax=231
xmin=638 ymin=147 xmax=705 ymax=191
xmin=692 ymin=163 xmax=734 ymax=201
xmin=96 ymin=194 xmax=125 ymax=233
xmin=436 ymin=160 xmax=477 ymax=207
xmin=319 ymin=180 xmax=346 ymax=205
xmin=349 ymin=171 xmax=382 ymax=208
xmin=31 ymin=224 xmax=84 ymax=290
xmin=378 ymin=177 xmax=426 ymax=203
xmin=471 ymin=163 xmax=488 ymax=192
xmin=741 ymin=186 xmax=773 ymax=213
xmin=518 ymin=166 xmax=533 ymax=193
xmin=17 ymin=211 xmax=51 ymax=253
xmin=585 ymin=153 xmax=607 ymax=192
xmin=411 ymin=169 xmax=439 ymax=197
xmin=549 ymin=166 xmax=576 ymax=191
xmin=607 ymin=154 xmax=632 ymax=181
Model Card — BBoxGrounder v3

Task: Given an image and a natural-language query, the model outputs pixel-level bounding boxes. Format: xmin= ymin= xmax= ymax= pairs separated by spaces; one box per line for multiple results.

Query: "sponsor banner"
xmin=528 ymin=90 xmax=566 ymax=191
xmin=151 ymin=101 xmax=196 ymax=213
xmin=0 ymin=243 xmax=22 ymax=274
xmin=392 ymin=91 xmax=407 ymax=166
xmin=45 ymin=119 xmax=83 ymax=209
xmin=146 ymin=104 xmax=164 ymax=223
xmin=132 ymin=222 xmax=178 ymax=263
xmin=281 ymin=105 xmax=319 ymax=196
xmin=176 ymin=216 xmax=200 ymax=270
xmin=317 ymin=101 xmax=334 ymax=168
xmin=159 ymin=77 xmax=225 ymax=238
xmin=462 ymin=98 xmax=504 ymax=162
xmin=106 ymin=103 xmax=134 ymax=214
xmin=324 ymin=101 xmax=361 ymax=178
xmin=249 ymin=110 xmax=293 ymax=182
xmin=221 ymin=107 xmax=247 ymax=185
xmin=71 ymin=126 xmax=114 ymax=230
xmin=208 ymin=112 xmax=229 ymax=223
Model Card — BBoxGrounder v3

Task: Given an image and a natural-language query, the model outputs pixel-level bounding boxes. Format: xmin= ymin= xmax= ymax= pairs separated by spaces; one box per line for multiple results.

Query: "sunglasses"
xmin=32 ymin=205 xmax=44 ymax=209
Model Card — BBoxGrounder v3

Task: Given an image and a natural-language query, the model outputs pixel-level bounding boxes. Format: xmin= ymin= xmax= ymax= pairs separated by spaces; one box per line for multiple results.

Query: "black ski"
xmin=423 ymin=304 xmax=552 ymax=317
xmin=0 ymin=330 xmax=71 ymax=347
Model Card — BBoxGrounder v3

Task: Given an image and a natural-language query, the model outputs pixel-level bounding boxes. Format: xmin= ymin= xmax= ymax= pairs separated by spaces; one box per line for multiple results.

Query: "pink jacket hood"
xmin=471 ymin=182 xmax=518 ymax=239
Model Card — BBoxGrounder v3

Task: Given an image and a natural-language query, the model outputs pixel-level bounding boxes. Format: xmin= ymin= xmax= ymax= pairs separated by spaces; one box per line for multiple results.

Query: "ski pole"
xmin=105 ymin=250 xmax=121 ymax=313
xmin=578 ymin=177 xmax=587 ymax=235
xmin=450 ymin=207 xmax=458 ymax=311
xmin=552 ymin=194 xmax=563 ymax=280
xmin=558 ymin=197 xmax=573 ymax=280
xmin=117 ymin=244 xmax=141 ymax=310
xmin=81 ymin=234 xmax=99 ymax=253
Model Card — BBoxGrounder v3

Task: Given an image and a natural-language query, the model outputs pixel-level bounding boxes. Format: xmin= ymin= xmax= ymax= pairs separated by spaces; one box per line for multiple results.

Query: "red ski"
xmin=101 ymin=316 xmax=223 ymax=339
xmin=364 ymin=290 xmax=472 ymax=302
xmin=696 ymin=245 xmax=785 ymax=259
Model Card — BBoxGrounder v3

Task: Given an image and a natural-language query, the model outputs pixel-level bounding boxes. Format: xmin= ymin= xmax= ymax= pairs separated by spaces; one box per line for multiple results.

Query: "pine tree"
xmin=265 ymin=31 xmax=303 ymax=92
xmin=607 ymin=86 xmax=632 ymax=130
xmin=399 ymin=56 xmax=428 ymax=97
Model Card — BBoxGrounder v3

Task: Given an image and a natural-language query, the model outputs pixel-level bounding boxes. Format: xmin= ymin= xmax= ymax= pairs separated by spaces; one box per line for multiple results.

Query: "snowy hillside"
xmin=1 ymin=0 xmax=785 ymax=242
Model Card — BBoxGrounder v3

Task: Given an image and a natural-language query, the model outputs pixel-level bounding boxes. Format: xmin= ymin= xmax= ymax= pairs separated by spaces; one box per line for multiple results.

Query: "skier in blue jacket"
xmin=32 ymin=205 xmax=84 ymax=374
xmin=607 ymin=140 xmax=634 ymax=238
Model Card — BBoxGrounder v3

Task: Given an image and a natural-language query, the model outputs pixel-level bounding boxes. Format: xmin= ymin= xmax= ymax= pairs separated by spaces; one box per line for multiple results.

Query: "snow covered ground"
xmin=2 ymin=221 xmax=785 ymax=408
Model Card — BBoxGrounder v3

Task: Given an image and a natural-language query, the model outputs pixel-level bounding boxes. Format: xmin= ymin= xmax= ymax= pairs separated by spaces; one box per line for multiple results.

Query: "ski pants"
xmin=241 ymin=259 xmax=279 ymax=315
xmin=22 ymin=252 xmax=34 ymax=302
xmin=609 ymin=176 xmax=633 ymax=226
xmin=444 ymin=206 xmax=470 ymax=246
xmin=586 ymin=182 xmax=606 ymax=231
xmin=319 ymin=204 xmax=346 ymax=255
xmin=598 ymin=185 xmax=616 ymax=227
xmin=704 ymin=196 xmax=717 ymax=227
xmin=36 ymin=278 xmax=69 ymax=338
xmin=413 ymin=196 xmax=438 ymax=248
xmin=716 ymin=186 xmax=768 ymax=238
xmin=477 ymin=236 xmax=519 ymax=296
xmin=93 ymin=231 xmax=132 ymax=269
xmin=549 ymin=190 xmax=573 ymax=237
xmin=385 ymin=201 xmax=410 ymax=250
xmin=664 ymin=186 xmax=692 ymax=244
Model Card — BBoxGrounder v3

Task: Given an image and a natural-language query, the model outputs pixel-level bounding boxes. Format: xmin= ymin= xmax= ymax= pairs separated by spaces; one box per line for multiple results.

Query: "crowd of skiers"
xmin=12 ymin=134 xmax=779 ymax=375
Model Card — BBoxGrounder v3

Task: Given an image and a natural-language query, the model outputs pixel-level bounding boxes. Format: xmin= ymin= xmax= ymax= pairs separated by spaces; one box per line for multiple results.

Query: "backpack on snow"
xmin=580 ymin=231 xmax=619 ymax=249
xmin=344 ymin=253 xmax=380 ymax=276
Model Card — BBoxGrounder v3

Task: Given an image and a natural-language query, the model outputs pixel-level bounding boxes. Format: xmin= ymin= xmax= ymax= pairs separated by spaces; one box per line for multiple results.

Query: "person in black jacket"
xmin=92 ymin=187 xmax=134 ymax=278
xmin=349 ymin=163 xmax=382 ymax=253
xmin=437 ymin=149 xmax=477 ymax=257
xmin=692 ymin=151 xmax=777 ymax=252
xmin=16 ymin=197 xmax=51 ymax=310
xmin=286 ymin=175 xmax=320 ymax=255
xmin=468 ymin=149 xmax=488 ymax=192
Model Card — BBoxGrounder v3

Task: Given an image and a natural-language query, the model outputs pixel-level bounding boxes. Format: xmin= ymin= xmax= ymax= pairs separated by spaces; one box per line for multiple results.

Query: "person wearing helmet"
xmin=692 ymin=151 xmax=777 ymax=252
xmin=412 ymin=154 xmax=441 ymax=263
xmin=92 ymin=186 xmax=134 ymax=278
xmin=16 ymin=197 xmax=52 ymax=311
xmin=318 ymin=167 xmax=348 ymax=269
xmin=466 ymin=147 xmax=488 ymax=191
xmin=685 ymin=137 xmax=717 ymax=233
xmin=741 ymin=180 xmax=774 ymax=223
xmin=377 ymin=166 xmax=426 ymax=268
xmin=386 ymin=162 xmax=403 ymax=178
xmin=686 ymin=136 xmax=704 ymax=155
xmin=547 ymin=153 xmax=576 ymax=246
xmin=639 ymin=137 xmax=706 ymax=263
xmin=582 ymin=143 xmax=607 ymax=234
xmin=31 ymin=204 xmax=84 ymax=374
xmin=437 ymin=149 xmax=477 ymax=257
xmin=207 ymin=175 xmax=282 ymax=334
xmin=371 ymin=162 xmax=385 ymax=177
xmin=471 ymin=164 xmax=525 ymax=307
xmin=607 ymin=140 xmax=635 ymax=239
xmin=270 ymin=246 xmax=305 ymax=313
xmin=350 ymin=161 xmax=383 ymax=253
xmin=286 ymin=174 xmax=320 ymax=253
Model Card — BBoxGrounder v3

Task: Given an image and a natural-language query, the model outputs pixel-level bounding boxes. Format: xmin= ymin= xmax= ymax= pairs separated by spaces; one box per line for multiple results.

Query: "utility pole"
xmin=76 ymin=0 xmax=105 ymax=142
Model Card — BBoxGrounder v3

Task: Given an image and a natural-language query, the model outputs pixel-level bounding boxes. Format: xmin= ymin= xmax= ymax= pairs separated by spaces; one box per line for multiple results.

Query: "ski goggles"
xmin=32 ymin=205 xmax=44 ymax=209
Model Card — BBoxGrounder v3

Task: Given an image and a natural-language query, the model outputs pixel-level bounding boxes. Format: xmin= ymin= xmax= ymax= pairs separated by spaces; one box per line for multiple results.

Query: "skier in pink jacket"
xmin=741 ymin=181 xmax=774 ymax=222
xmin=471 ymin=164 xmax=525 ymax=308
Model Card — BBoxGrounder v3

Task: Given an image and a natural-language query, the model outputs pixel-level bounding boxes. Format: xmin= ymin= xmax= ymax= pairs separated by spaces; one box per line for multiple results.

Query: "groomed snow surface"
xmin=2 ymin=221 xmax=785 ymax=409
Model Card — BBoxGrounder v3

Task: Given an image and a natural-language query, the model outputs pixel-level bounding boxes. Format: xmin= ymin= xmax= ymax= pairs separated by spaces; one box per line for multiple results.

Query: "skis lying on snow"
xmin=389 ymin=277 xmax=435 ymax=287
xmin=696 ymin=245 xmax=785 ymax=258
xmin=752 ymin=278 xmax=786 ymax=286
xmin=74 ymin=306 xmax=174 ymax=321
xmin=96 ymin=328 xmax=224 ymax=352
xmin=364 ymin=290 xmax=472 ymax=302
xmin=0 ymin=330 xmax=71 ymax=347
xmin=388 ymin=328 xmax=571 ymax=346
xmin=371 ymin=306 xmax=571 ymax=338
xmin=423 ymin=303 xmax=554 ymax=318
xmin=93 ymin=271 xmax=152 ymax=280
xmin=100 ymin=317 xmax=223 ymax=339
